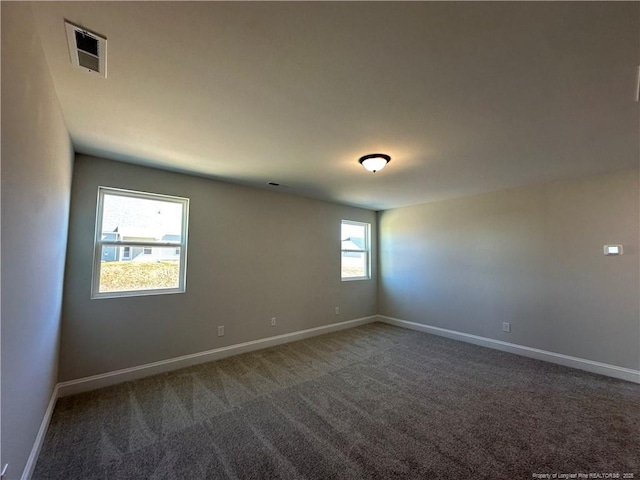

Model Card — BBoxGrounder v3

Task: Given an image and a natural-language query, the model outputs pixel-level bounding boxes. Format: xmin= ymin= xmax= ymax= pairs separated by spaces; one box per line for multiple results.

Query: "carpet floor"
xmin=34 ymin=322 xmax=639 ymax=479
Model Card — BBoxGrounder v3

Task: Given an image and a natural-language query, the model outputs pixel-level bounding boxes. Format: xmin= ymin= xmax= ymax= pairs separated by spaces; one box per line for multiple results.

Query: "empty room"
xmin=2 ymin=1 xmax=638 ymax=479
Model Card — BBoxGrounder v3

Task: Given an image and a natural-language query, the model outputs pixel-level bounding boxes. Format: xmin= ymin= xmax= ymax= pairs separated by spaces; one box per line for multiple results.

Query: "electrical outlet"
xmin=218 ymin=326 xmax=225 ymax=337
xmin=502 ymin=322 xmax=511 ymax=333
xmin=335 ymin=306 xmax=340 ymax=315
xmin=271 ymin=317 xmax=277 ymax=326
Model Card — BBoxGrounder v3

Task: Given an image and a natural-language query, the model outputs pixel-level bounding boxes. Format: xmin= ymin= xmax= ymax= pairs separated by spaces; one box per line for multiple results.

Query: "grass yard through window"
xmin=99 ymin=261 xmax=180 ymax=293
xmin=341 ymin=265 xmax=366 ymax=277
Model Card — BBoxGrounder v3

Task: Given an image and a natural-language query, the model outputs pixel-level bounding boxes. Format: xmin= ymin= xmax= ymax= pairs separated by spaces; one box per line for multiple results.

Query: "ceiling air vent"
xmin=65 ymin=21 xmax=107 ymax=78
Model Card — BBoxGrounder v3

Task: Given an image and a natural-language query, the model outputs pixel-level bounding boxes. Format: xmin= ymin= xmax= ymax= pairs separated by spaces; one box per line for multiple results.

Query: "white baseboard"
xmin=21 ymin=385 xmax=59 ymax=480
xmin=57 ymin=315 xmax=378 ymax=398
xmin=378 ymin=316 xmax=640 ymax=384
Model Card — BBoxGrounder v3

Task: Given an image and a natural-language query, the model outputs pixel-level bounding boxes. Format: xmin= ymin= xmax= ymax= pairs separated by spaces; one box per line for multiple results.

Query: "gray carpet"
xmin=34 ymin=322 xmax=639 ymax=479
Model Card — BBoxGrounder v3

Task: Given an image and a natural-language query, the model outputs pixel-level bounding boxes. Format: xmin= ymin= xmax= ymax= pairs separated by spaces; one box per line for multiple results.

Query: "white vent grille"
xmin=65 ymin=21 xmax=107 ymax=78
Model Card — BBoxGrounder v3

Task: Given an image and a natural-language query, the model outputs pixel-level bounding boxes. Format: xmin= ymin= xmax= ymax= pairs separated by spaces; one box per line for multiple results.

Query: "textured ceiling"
xmin=30 ymin=2 xmax=639 ymax=210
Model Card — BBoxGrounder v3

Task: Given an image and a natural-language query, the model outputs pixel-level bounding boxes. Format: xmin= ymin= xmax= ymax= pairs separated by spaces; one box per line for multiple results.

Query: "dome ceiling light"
xmin=358 ymin=154 xmax=390 ymax=173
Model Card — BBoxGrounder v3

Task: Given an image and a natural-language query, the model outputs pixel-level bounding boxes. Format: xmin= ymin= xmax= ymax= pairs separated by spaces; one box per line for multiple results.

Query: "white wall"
xmin=60 ymin=155 xmax=377 ymax=381
xmin=1 ymin=3 xmax=74 ymax=478
xmin=379 ymin=170 xmax=640 ymax=370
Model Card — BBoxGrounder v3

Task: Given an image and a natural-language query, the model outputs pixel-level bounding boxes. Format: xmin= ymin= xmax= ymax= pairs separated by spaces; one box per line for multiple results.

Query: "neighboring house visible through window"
xmin=341 ymin=220 xmax=370 ymax=280
xmin=92 ymin=186 xmax=189 ymax=298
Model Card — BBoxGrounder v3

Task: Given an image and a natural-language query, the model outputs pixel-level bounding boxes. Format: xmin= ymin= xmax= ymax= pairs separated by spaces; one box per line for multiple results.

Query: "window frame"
xmin=91 ymin=186 xmax=190 ymax=299
xmin=341 ymin=220 xmax=371 ymax=281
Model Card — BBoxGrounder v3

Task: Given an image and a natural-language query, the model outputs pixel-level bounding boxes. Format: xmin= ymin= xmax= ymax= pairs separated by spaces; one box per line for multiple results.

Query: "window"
xmin=341 ymin=220 xmax=370 ymax=280
xmin=92 ymin=187 xmax=189 ymax=299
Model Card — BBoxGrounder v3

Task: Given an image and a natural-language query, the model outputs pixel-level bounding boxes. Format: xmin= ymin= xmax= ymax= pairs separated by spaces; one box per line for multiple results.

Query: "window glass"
xmin=341 ymin=220 xmax=370 ymax=280
xmin=93 ymin=187 xmax=189 ymax=298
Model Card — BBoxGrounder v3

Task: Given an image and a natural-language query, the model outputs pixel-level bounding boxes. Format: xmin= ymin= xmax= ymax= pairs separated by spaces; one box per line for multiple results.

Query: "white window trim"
xmin=91 ymin=186 xmax=190 ymax=299
xmin=341 ymin=220 xmax=371 ymax=281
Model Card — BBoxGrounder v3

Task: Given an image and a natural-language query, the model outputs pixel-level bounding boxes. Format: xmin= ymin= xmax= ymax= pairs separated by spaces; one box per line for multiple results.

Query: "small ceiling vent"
xmin=65 ymin=21 xmax=107 ymax=78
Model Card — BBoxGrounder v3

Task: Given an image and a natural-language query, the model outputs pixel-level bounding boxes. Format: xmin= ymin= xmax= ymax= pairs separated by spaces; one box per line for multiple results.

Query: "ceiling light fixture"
xmin=358 ymin=154 xmax=390 ymax=173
